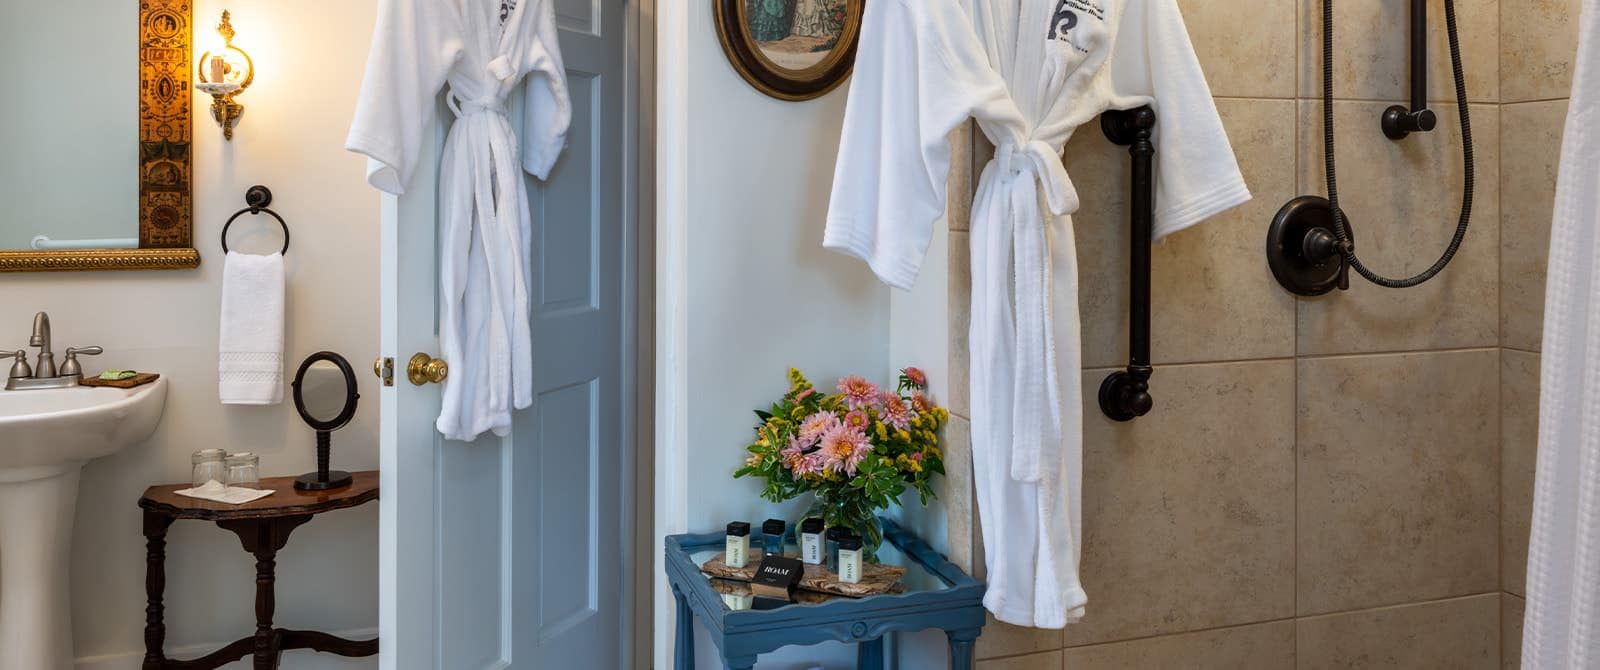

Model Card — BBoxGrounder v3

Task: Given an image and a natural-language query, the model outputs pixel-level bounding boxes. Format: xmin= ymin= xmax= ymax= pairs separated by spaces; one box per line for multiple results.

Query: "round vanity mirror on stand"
xmin=291 ymin=351 xmax=358 ymax=490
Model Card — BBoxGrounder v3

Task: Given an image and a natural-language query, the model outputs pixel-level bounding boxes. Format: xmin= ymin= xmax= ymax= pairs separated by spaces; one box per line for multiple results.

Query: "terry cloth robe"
xmin=1522 ymin=0 xmax=1600 ymax=663
xmin=824 ymin=0 xmax=1249 ymax=628
xmin=346 ymin=0 xmax=570 ymax=441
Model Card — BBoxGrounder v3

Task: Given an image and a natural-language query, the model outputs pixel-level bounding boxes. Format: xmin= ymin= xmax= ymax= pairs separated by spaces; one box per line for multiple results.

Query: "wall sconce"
xmin=195 ymin=11 xmax=254 ymax=141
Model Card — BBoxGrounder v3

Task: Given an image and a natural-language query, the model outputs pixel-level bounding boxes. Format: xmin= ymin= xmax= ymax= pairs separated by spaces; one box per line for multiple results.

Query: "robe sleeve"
xmin=1107 ymin=0 xmax=1251 ymax=241
xmin=345 ymin=0 xmax=460 ymax=195
xmin=822 ymin=0 xmax=1009 ymax=290
xmin=521 ymin=0 xmax=572 ymax=180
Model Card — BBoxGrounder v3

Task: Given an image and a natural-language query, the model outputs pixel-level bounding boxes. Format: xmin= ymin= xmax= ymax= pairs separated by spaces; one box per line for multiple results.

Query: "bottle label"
xmin=801 ymin=533 xmax=822 ymax=564
xmin=839 ymin=549 xmax=862 ymax=584
xmin=726 ymin=536 xmax=749 ymax=568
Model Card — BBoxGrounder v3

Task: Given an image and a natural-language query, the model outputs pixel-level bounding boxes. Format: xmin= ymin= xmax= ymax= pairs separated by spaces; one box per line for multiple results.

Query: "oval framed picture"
xmin=714 ymin=0 xmax=864 ymax=101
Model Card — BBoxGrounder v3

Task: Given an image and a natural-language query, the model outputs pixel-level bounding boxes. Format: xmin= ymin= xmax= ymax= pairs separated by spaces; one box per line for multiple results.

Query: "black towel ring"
xmin=221 ymin=185 xmax=290 ymax=255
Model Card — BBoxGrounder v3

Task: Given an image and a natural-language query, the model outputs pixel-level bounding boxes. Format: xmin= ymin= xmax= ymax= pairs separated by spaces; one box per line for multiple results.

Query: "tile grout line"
xmin=1080 ymin=345 xmax=1503 ymax=374
xmin=1291 ymin=0 xmax=1303 ymax=637
xmin=969 ymin=592 xmax=1506 ymax=663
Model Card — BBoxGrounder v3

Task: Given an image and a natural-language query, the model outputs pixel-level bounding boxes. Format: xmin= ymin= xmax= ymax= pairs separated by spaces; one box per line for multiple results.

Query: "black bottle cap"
xmin=837 ymin=535 xmax=862 ymax=551
xmin=800 ymin=518 xmax=825 ymax=533
xmin=726 ymin=521 xmax=750 ymax=537
xmin=762 ymin=519 xmax=786 ymax=535
xmin=825 ymin=526 xmax=848 ymax=540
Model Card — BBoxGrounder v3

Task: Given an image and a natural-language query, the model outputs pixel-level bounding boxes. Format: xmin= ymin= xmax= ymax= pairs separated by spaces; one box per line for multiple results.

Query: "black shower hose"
xmin=1323 ymin=0 xmax=1475 ymax=288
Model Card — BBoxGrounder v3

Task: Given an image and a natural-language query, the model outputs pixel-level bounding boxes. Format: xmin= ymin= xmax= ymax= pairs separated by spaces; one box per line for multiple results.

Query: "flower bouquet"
xmin=734 ymin=367 xmax=948 ymax=560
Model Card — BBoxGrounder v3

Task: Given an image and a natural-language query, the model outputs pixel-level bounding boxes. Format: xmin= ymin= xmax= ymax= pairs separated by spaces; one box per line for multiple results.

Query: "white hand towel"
xmin=175 ymin=480 xmax=275 ymax=505
xmin=219 ymin=251 xmax=285 ymax=405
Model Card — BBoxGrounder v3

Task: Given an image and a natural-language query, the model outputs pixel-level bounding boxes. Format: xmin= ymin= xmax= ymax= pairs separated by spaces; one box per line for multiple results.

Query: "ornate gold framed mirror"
xmin=0 ymin=0 xmax=198 ymax=272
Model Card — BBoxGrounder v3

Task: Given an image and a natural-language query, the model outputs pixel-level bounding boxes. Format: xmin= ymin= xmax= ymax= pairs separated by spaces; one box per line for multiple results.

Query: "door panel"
xmin=381 ymin=0 xmax=628 ymax=665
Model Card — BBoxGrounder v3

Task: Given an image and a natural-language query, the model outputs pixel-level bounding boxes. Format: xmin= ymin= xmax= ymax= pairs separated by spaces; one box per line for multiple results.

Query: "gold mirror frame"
xmin=0 ymin=0 xmax=198 ymax=272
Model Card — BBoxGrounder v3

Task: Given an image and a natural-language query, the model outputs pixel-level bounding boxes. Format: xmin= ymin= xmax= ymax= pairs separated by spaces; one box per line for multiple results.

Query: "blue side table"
xmin=665 ymin=517 xmax=986 ymax=669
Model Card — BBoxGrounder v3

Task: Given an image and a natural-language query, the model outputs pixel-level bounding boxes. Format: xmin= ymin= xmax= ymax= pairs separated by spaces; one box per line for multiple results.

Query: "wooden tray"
xmin=700 ymin=548 xmax=906 ymax=598
xmin=80 ymin=372 xmax=161 ymax=388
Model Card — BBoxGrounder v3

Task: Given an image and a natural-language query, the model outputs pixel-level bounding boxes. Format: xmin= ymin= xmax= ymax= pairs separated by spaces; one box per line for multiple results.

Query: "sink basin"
xmin=0 ymin=378 xmax=168 ymax=479
xmin=0 ymin=377 xmax=167 ymax=670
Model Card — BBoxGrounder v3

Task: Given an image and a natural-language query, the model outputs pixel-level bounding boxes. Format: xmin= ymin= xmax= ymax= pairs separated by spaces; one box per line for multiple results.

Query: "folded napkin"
xmin=219 ymin=251 xmax=285 ymax=405
xmin=175 ymin=480 xmax=274 ymax=505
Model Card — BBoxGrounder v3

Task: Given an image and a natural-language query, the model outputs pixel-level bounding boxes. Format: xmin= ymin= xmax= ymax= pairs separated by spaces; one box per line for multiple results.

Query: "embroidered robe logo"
xmin=1048 ymin=1 xmax=1078 ymax=40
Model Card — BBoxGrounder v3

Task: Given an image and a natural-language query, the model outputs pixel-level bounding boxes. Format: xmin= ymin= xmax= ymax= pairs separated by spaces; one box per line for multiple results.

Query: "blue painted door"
xmin=379 ymin=0 xmax=631 ymax=666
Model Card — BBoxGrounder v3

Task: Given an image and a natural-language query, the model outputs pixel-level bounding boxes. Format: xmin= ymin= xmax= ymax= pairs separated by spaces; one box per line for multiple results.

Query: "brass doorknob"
xmin=407 ymin=353 xmax=448 ymax=385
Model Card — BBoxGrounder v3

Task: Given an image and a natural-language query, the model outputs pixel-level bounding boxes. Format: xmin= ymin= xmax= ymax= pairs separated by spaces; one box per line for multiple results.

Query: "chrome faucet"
xmin=6 ymin=312 xmax=101 ymax=390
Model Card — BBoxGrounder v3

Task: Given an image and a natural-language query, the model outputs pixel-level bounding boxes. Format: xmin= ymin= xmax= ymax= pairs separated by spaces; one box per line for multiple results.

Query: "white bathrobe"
xmin=825 ymin=0 xmax=1248 ymax=628
xmin=347 ymin=0 xmax=570 ymax=441
xmin=1522 ymin=0 xmax=1600 ymax=664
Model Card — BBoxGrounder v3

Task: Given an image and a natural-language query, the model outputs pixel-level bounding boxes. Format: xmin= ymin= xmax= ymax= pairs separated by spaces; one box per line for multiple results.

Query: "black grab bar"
xmin=1097 ymin=106 xmax=1156 ymax=422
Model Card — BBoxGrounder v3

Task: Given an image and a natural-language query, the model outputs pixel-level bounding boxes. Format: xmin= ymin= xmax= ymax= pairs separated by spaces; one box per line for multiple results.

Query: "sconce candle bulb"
xmin=195 ymin=10 xmax=254 ymax=140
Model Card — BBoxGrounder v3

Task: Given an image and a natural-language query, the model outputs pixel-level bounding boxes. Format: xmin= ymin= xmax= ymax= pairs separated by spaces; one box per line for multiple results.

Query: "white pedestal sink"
xmin=0 ymin=378 xmax=167 ymax=670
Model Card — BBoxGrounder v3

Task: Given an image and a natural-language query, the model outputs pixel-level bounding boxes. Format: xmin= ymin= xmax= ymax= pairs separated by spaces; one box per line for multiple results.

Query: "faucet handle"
xmin=60 ymin=346 xmax=102 ymax=378
xmin=7 ymin=350 xmax=32 ymax=379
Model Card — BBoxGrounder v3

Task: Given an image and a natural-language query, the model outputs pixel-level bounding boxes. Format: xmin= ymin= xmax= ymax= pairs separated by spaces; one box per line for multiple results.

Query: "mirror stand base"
xmin=294 ymin=470 xmax=353 ymax=491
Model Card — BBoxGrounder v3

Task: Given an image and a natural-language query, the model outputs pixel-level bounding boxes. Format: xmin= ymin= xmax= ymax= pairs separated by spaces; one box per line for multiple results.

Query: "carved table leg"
xmin=857 ymin=637 xmax=885 ymax=670
xmin=218 ymin=515 xmax=310 ymax=670
xmin=722 ymin=654 xmax=758 ymax=670
xmin=251 ymin=543 xmax=278 ymax=669
xmin=946 ymin=627 xmax=979 ymax=670
xmin=142 ymin=510 xmax=175 ymax=670
xmin=672 ymin=586 xmax=694 ymax=670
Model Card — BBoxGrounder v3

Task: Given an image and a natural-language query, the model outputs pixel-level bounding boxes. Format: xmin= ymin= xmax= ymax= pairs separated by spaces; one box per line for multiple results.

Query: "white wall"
xmin=674 ymin=1 xmax=906 ymax=667
xmin=0 ymin=1 xmax=382 ymax=666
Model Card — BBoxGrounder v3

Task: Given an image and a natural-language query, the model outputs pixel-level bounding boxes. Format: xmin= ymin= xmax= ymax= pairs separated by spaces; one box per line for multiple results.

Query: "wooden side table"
xmin=138 ymin=471 xmax=380 ymax=670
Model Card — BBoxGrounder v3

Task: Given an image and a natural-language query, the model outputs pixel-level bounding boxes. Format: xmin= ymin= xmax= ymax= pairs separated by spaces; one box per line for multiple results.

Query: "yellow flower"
xmin=875 ymin=424 xmax=889 ymax=441
xmin=746 ymin=454 xmax=763 ymax=467
xmin=895 ymin=430 xmax=911 ymax=442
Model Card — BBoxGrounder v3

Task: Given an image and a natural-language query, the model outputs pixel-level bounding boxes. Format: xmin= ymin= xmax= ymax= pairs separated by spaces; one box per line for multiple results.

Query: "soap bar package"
xmin=749 ymin=555 xmax=804 ymax=601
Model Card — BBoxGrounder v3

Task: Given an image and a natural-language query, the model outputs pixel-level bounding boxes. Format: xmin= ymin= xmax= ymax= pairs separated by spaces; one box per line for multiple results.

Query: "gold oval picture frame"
xmin=714 ymin=0 xmax=863 ymax=101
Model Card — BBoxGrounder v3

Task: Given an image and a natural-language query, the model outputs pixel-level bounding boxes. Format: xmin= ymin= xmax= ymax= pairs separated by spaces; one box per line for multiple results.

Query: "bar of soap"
xmin=99 ymin=369 xmax=138 ymax=380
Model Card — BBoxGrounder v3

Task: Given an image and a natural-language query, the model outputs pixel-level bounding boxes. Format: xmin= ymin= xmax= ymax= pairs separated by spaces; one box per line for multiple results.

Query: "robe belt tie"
xmin=995 ymin=140 xmax=1077 ymax=218
xmin=991 ymin=140 xmax=1076 ymax=484
xmin=448 ymin=91 xmax=509 ymax=118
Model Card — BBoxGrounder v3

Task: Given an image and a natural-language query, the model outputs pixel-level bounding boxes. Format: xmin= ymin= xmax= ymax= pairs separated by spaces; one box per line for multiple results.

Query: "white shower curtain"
xmin=1523 ymin=0 xmax=1600 ymax=665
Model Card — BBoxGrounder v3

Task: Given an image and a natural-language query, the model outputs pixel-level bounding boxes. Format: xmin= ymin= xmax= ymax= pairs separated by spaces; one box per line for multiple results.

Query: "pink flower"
xmin=819 ymin=425 xmax=872 ymax=476
xmin=910 ymin=390 xmax=934 ymax=413
xmin=797 ymin=412 xmax=841 ymax=446
xmin=796 ymin=388 xmax=816 ymax=402
xmin=911 ymin=451 xmax=924 ymax=461
xmin=903 ymin=367 xmax=928 ymax=389
xmin=879 ymin=391 xmax=912 ymax=430
xmin=837 ymin=375 xmax=880 ymax=409
xmin=781 ymin=436 xmax=809 ymax=471
xmin=842 ymin=409 xmax=870 ymax=431
xmin=796 ymin=451 xmax=828 ymax=476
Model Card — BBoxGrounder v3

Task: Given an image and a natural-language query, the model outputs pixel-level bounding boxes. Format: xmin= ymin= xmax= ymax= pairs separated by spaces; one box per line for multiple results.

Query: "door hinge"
xmin=374 ymin=356 xmax=395 ymax=386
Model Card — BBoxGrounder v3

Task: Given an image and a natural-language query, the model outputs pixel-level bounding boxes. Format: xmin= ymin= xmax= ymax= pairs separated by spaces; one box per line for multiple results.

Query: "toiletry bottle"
xmin=825 ymin=527 xmax=847 ymax=573
xmin=761 ymin=519 xmax=786 ymax=557
xmin=838 ymin=534 xmax=863 ymax=584
xmin=726 ymin=521 xmax=751 ymax=568
xmin=800 ymin=518 xmax=825 ymax=565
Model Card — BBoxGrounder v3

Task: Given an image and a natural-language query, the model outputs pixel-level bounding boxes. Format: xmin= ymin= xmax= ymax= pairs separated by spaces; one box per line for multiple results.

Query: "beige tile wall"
xmin=937 ymin=0 xmax=1581 ymax=667
xmin=1495 ymin=1 xmax=1579 ymax=669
